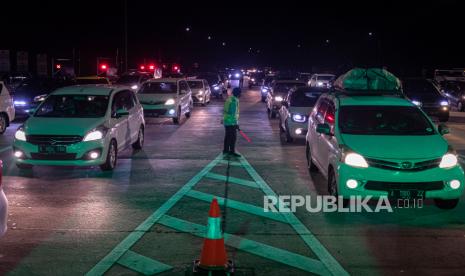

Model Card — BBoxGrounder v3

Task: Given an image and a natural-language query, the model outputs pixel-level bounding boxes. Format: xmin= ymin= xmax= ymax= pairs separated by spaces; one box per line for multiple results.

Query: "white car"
xmin=187 ymin=79 xmax=211 ymax=106
xmin=266 ymin=80 xmax=307 ymax=119
xmin=137 ymin=78 xmax=194 ymax=124
xmin=0 ymin=81 xmax=16 ymax=134
xmin=13 ymin=85 xmax=145 ymax=171
xmin=308 ymin=74 xmax=335 ymax=88
xmin=1 ymin=161 xmax=8 ymax=237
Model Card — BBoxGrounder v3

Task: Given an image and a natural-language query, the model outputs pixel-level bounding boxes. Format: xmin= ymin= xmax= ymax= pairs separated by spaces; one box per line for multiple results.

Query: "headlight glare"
xmin=15 ymin=129 xmax=26 ymax=141
xmin=292 ymin=114 xmax=306 ymax=123
xmin=83 ymin=130 xmax=104 ymax=142
xmin=275 ymin=96 xmax=283 ymax=102
xmin=439 ymin=153 xmax=458 ymax=168
xmin=344 ymin=153 xmax=369 ymax=168
xmin=165 ymin=99 xmax=175 ymax=105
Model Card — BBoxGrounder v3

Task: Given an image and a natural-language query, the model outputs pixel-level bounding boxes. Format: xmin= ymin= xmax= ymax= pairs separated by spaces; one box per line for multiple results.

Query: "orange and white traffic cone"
xmin=193 ymin=198 xmax=234 ymax=275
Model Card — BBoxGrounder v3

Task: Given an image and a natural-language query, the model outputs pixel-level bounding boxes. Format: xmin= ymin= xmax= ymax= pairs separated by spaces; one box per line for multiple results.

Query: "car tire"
xmin=0 ymin=114 xmax=7 ymax=134
xmin=306 ymin=144 xmax=318 ymax=172
xmin=132 ymin=126 xmax=144 ymax=150
xmin=285 ymin=121 xmax=293 ymax=143
xmin=439 ymin=115 xmax=449 ymax=122
xmin=434 ymin=198 xmax=459 ymax=209
xmin=100 ymin=140 xmax=117 ymax=171
xmin=16 ymin=163 xmax=33 ymax=170
xmin=328 ymin=168 xmax=349 ymax=207
xmin=173 ymin=107 xmax=181 ymax=124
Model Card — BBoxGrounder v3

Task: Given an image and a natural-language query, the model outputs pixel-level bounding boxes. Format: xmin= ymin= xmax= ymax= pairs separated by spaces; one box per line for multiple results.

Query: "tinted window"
xmin=75 ymin=78 xmax=108 ymax=85
xmin=112 ymin=91 xmax=134 ymax=113
xmin=35 ymin=95 xmax=109 ymax=118
xmin=315 ymin=100 xmax=329 ymax=122
xmin=339 ymin=106 xmax=435 ymax=135
xmin=179 ymin=81 xmax=189 ymax=92
xmin=187 ymin=81 xmax=204 ymax=89
xmin=116 ymin=75 xmax=140 ymax=84
xmin=139 ymin=82 xmax=177 ymax=94
xmin=317 ymin=75 xmax=334 ymax=81
xmin=289 ymin=91 xmax=321 ymax=107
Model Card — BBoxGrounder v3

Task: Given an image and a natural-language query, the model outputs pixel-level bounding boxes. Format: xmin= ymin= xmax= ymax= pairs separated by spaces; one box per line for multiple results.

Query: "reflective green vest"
xmin=223 ymin=96 xmax=239 ymax=126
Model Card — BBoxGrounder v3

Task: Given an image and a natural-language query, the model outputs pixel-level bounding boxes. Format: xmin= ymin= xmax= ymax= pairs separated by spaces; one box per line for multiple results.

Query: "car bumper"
xmin=13 ymin=139 xmax=108 ymax=167
xmin=142 ymin=104 xmax=177 ymax=118
xmin=336 ymin=163 xmax=465 ymax=200
xmin=0 ymin=189 xmax=8 ymax=237
xmin=286 ymin=120 xmax=308 ymax=139
xmin=422 ymin=106 xmax=449 ymax=117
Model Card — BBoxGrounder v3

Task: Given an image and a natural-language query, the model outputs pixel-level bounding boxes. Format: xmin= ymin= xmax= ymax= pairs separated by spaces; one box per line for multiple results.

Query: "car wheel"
xmin=0 ymin=114 xmax=7 ymax=134
xmin=269 ymin=110 xmax=276 ymax=119
xmin=132 ymin=126 xmax=144 ymax=150
xmin=306 ymin=144 xmax=318 ymax=172
xmin=459 ymin=102 xmax=464 ymax=112
xmin=328 ymin=168 xmax=349 ymax=206
xmin=439 ymin=115 xmax=449 ymax=122
xmin=100 ymin=140 xmax=117 ymax=171
xmin=434 ymin=198 xmax=459 ymax=209
xmin=16 ymin=163 xmax=33 ymax=170
xmin=285 ymin=121 xmax=293 ymax=143
xmin=173 ymin=107 xmax=181 ymax=124
xmin=185 ymin=103 xmax=192 ymax=118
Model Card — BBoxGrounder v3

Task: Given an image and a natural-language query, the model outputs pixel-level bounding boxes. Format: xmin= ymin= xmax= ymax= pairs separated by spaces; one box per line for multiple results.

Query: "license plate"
xmin=38 ymin=145 xmax=66 ymax=154
xmin=389 ymin=189 xmax=425 ymax=200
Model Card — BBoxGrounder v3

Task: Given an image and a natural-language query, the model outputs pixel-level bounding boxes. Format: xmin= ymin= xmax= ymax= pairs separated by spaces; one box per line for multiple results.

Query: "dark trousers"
xmin=223 ymin=125 xmax=237 ymax=153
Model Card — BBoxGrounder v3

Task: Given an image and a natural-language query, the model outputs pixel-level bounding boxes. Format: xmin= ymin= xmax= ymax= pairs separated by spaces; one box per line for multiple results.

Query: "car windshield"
xmin=75 ymin=78 xmax=108 ymax=85
xmin=116 ymin=75 xmax=140 ymax=84
xmin=187 ymin=81 xmax=203 ymax=89
xmin=339 ymin=106 xmax=435 ymax=135
xmin=139 ymin=82 xmax=177 ymax=94
xmin=275 ymin=83 xmax=305 ymax=93
xmin=34 ymin=94 xmax=109 ymax=118
xmin=290 ymin=90 xmax=323 ymax=107
xmin=317 ymin=75 xmax=334 ymax=80
xmin=403 ymin=80 xmax=436 ymax=96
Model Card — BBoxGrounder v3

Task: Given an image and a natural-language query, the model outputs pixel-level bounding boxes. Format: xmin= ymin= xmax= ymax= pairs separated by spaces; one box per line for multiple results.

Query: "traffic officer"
xmin=223 ymin=87 xmax=241 ymax=157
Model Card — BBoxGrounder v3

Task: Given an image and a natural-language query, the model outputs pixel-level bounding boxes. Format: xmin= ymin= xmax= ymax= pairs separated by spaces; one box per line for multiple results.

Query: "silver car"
xmin=279 ymin=87 xmax=325 ymax=142
xmin=1 ymin=161 xmax=7 ymax=237
xmin=266 ymin=80 xmax=307 ymax=119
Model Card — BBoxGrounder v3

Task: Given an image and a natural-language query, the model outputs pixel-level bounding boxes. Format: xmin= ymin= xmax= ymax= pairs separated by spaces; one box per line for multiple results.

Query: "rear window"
xmin=139 ymin=82 xmax=177 ymax=94
xmin=290 ymin=91 xmax=322 ymax=107
xmin=75 ymin=78 xmax=108 ymax=85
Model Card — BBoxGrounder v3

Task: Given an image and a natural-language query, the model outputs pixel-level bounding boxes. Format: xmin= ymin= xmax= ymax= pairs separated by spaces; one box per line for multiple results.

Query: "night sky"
xmin=1 ymin=0 xmax=464 ymax=75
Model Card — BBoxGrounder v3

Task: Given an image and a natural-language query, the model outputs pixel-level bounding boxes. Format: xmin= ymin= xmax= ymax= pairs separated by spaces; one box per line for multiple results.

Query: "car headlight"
xmin=15 ymin=128 xmax=26 ymax=141
xmin=83 ymin=129 xmax=105 ymax=142
xmin=251 ymin=78 xmax=255 ymax=82
xmin=33 ymin=94 xmax=47 ymax=102
xmin=440 ymin=100 xmax=449 ymax=106
xmin=213 ymin=86 xmax=220 ymax=90
xmin=262 ymin=88 xmax=268 ymax=93
xmin=14 ymin=100 xmax=27 ymax=106
xmin=317 ymin=81 xmax=323 ymax=86
xmin=131 ymin=85 xmax=138 ymax=90
xmin=165 ymin=99 xmax=175 ymax=105
xmin=235 ymin=73 xmax=240 ymax=78
xmin=344 ymin=153 xmax=369 ymax=168
xmin=292 ymin=114 xmax=306 ymax=123
xmin=412 ymin=100 xmax=422 ymax=106
xmin=198 ymin=90 xmax=204 ymax=95
xmin=275 ymin=96 xmax=283 ymax=102
xmin=439 ymin=153 xmax=458 ymax=168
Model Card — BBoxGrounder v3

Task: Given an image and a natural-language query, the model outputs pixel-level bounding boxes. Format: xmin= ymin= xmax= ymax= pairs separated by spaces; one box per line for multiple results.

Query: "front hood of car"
xmin=340 ymin=134 xmax=448 ymax=160
xmin=24 ymin=117 xmax=106 ymax=136
xmin=288 ymin=106 xmax=313 ymax=116
xmin=137 ymin=94 xmax=176 ymax=103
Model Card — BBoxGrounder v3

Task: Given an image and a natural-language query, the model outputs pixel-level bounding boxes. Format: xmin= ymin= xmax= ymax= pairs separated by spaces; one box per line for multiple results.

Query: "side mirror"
xmin=27 ymin=108 xmax=36 ymax=115
xmin=438 ymin=124 xmax=449 ymax=135
xmin=114 ymin=108 xmax=129 ymax=118
xmin=316 ymin=123 xmax=332 ymax=135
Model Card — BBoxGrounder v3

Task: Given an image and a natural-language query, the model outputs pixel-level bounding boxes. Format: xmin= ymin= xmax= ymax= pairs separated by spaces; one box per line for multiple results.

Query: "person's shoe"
xmin=229 ymin=152 xmax=241 ymax=158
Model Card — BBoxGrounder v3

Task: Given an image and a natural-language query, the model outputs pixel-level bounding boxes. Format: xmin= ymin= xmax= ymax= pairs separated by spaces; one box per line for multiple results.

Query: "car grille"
xmin=30 ymin=153 xmax=77 ymax=160
xmin=144 ymin=109 xmax=167 ymax=117
xmin=26 ymin=135 xmax=83 ymax=145
xmin=140 ymin=101 xmax=165 ymax=105
xmin=365 ymin=157 xmax=441 ymax=172
xmin=364 ymin=181 xmax=444 ymax=191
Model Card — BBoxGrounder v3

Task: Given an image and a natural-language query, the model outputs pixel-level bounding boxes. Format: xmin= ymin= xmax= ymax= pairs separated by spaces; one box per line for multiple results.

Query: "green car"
xmin=13 ymin=85 xmax=145 ymax=171
xmin=305 ymin=69 xmax=464 ymax=209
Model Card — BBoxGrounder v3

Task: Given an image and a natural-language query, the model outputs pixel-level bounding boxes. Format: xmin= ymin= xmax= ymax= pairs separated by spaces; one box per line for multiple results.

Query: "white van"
xmin=0 ymin=81 xmax=16 ymax=134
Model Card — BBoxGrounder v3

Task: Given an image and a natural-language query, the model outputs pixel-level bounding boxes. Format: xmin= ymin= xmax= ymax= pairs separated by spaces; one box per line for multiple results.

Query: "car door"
xmin=178 ymin=80 xmax=190 ymax=113
xmin=120 ymin=90 xmax=139 ymax=143
xmin=110 ymin=91 xmax=130 ymax=150
xmin=318 ymin=101 xmax=336 ymax=175
xmin=311 ymin=99 xmax=329 ymax=169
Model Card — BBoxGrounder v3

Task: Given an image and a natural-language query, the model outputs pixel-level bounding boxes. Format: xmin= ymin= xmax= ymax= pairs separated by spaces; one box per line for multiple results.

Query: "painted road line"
xmin=218 ymin=159 xmax=243 ymax=167
xmin=186 ymin=190 xmax=288 ymax=223
xmin=86 ymin=154 xmax=224 ymax=276
xmin=239 ymin=157 xmax=349 ymax=276
xmin=117 ymin=250 xmax=172 ymax=275
xmin=205 ymin=172 xmax=259 ymax=189
xmin=0 ymin=146 xmax=12 ymax=154
xmin=159 ymin=215 xmax=330 ymax=276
